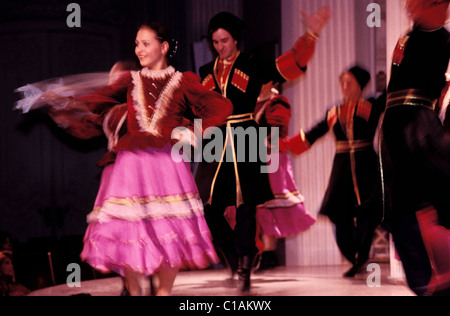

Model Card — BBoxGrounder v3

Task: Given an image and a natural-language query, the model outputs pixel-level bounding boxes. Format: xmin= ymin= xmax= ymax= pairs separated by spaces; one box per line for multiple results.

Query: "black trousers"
xmin=204 ymin=203 xmax=258 ymax=257
xmin=391 ymin=212 xmax=434 ymax=296
xmin=334 ymin=202 xmax=382 ymax=267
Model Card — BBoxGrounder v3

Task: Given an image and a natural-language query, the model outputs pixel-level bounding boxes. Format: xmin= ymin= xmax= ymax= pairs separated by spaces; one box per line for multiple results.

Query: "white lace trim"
xmin=103 ymin=106 xmax=128 ymax=151
xmin=140 ymin=66 xmax=176 ymax=80
xmin=131 ymin=68 xmax=183 ymax=137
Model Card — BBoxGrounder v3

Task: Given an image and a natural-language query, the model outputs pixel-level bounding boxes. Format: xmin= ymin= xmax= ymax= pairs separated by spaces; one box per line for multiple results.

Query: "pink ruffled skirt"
xmin=81 ymin=144 xmax=218 ymax=276
xmin=256 ymin=152 xmax=316 ymax=238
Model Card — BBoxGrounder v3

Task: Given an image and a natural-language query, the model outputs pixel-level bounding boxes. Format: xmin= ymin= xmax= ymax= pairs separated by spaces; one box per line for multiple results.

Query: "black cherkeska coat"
xmin=380 ymin=26 xmax=450 ymax=296
xmin=195 ymin=52 xmax=287 ymax=207
xmin=303 ymin=96 xmax=385 ymax=224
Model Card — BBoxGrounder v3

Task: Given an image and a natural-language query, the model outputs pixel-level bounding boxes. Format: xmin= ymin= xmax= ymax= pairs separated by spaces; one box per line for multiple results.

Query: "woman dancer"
xmin=254 ymin=84 xmax=317 ymax=269
xmin=16 ymin=22 xmax=233 ymax=296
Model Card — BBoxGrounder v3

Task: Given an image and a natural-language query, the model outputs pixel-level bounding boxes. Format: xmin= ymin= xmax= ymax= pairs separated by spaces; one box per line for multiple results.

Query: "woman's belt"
xmin=336 ymin=140 xmax=372 ymax=154
xmin=387 ymin=89 xmax=437 ymax=110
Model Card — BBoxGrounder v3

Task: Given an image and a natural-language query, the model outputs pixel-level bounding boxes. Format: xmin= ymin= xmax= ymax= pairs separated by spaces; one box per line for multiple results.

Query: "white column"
xmin=282 ymin=0 xmax=357 ymax=266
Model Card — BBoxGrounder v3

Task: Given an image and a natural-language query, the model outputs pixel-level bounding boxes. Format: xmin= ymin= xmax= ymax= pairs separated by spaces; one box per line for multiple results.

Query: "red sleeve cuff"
xmin=275 ymin=50 xmax=305 ymax=81
xmin=288 ymin=130 xmax=311 ymax=156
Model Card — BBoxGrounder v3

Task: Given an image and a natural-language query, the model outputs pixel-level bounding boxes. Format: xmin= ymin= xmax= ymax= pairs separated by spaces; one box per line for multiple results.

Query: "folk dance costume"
xmin=254 ymin=94 xmax=316 ymax=238
xmin=224 ymin=94 xmax=317 ymax=269
xmin=194 ymin=12 xmax=321 ymax=292
xmin=16 ymin=66 xmax=233 ymax=277
xmin=285 ymin=66 xmax=385 ymax=277
xmin=380 ymin=25 xmax=450 ymax=296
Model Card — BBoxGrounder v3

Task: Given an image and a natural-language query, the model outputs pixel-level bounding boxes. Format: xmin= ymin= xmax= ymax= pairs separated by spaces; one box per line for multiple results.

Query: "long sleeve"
xmin=182 ymin=72 xmax=233 ymax=131
xmin=75 ymin=71 xmax=130 ymax=115
xmin=14 ymin=71 xmax=129 ymax=139
xmin=255 ymin=32 xmax=317 ymax=86
xmin=48 ymin=71 xmax=131 ymax=140
xmin=47 ymin=103 xmax=104 ymax=139
xmin=285 ymin=107 xmax=334 ymax=155
xmin=275 ymin=32 xmax=317 ymax=81
xmin=304 ymin=111 xmax=333 ymax=145
xmin=275 ymin=4 xmax=331 ymax=82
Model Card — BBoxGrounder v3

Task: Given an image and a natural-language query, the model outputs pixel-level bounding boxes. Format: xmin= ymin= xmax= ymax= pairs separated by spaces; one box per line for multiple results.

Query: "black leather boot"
xmin=237 ymin=255 xmax=255 ymax=293
xmin=219 ymin=248 xmax=239 ymax=279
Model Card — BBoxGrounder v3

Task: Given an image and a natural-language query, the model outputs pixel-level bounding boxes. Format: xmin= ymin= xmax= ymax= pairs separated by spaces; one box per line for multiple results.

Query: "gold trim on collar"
xmin=213 ymin=51 xmax=241 ymax=97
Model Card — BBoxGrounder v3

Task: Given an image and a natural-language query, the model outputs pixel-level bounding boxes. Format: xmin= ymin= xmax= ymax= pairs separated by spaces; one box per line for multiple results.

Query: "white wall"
xmin=281 ymin=0 xmax=356 ymax=266
xmin=281 ymin=0 xmax=383 ymax=266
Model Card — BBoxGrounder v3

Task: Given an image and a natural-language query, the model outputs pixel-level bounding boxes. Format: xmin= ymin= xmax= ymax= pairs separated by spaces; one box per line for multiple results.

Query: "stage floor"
xmin=28 ymin=263 xmax=414 ymax=296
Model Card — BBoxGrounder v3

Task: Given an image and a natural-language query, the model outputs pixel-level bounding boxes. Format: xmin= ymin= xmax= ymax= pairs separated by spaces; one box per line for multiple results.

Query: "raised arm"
xmin=275 ymin=6 xmax=331 ymax=81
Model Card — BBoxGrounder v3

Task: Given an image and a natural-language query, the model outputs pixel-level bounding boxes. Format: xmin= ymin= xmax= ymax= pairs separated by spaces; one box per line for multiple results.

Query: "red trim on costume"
xmin=392 ymin=35 xmax=410 ymax=66
xmin=275 ymin=50 xmax=305 ymax=81
xmin=287 ymin=130 xmax=310 ymax=156
xmin=356 ymin=99 xmax=372 ymax=121
xmin=292 ymin=33 xmax=316 ymax=70
xmin=231 ymin=69 xmax=249 ymax=93
xmin=202 ymin=74 xmax=216 ymax=91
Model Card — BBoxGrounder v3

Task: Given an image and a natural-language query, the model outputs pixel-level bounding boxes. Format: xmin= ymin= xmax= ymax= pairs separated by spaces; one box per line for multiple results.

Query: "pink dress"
xmin=74 ymin=66 xmax=232 ymax=276
xmin=256 ymin=152 xmax=316 ymax=238
xmin=255 ymin=95 xmax=316 ymax=238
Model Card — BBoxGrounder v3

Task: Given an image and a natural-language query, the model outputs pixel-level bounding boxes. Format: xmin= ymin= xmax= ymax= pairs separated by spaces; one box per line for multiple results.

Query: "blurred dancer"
xmin=284 ymin=66 xmax=385 ymax=277
xmin=254 ymin=83 xmax=317 ymax=269
xmin=195 ymin=8 xmax=330 ymax=292
xmin=44 ymin=60 xmax=140 ymax=145
xmin=379 ymin=0 xmax=450 ymax=296
xmin=225 ymin=83 xmax=317 ymax=271
xmin=16 ymin=22 xmax=233 ymax=296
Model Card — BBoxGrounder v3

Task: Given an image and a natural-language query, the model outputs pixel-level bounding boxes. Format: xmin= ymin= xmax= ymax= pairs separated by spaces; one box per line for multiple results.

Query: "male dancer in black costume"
xmin=195 ymin=8 xmax=330 ymax=292
xmin=380 ymin=0 xmax=450 ymax=296
xmin=284 ymin=66 xmax=385 ymax=278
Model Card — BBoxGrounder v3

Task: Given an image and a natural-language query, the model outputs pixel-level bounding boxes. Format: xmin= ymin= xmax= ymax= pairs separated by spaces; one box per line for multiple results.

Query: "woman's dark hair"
xmin=139 ymin=22 xmax=178 ymax=64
